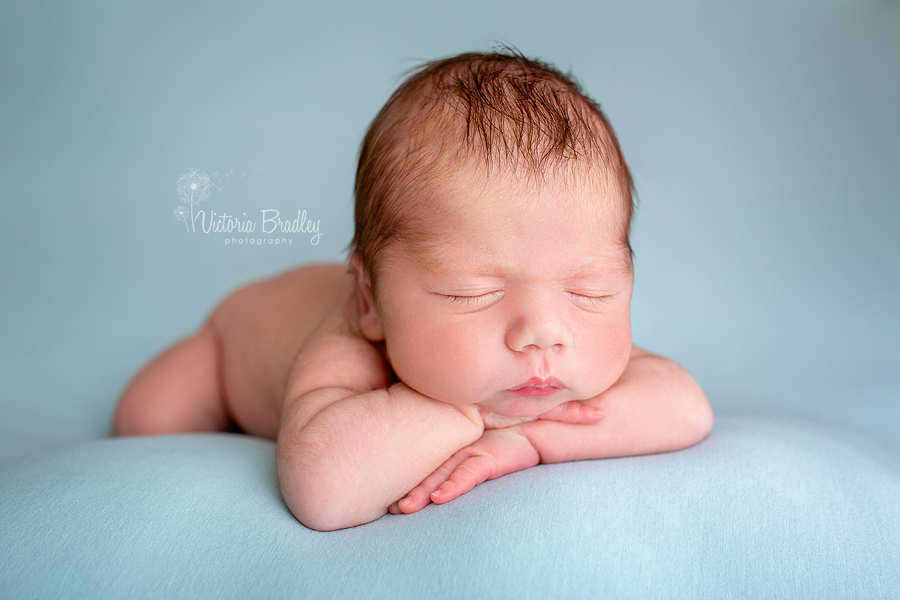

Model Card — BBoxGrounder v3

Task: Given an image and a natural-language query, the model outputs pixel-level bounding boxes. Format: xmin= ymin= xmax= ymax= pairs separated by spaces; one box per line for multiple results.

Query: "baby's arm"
xmin=519 ymin=347 xmax=713 ymax=462
xmin=394 ymin=347 xmax=712 ymax=512
xmin=275 ymin=292 xmax=484 ymax=531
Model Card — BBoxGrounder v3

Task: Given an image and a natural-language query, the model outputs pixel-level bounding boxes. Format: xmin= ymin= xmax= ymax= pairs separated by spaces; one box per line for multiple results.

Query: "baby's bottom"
xmin=114 ymin=323 xmax=234 ymax=435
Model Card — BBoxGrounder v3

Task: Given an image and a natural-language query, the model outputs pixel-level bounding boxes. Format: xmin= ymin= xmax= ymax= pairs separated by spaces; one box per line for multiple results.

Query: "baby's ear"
xmin=350 ymin=252 xmax=385 ymax=341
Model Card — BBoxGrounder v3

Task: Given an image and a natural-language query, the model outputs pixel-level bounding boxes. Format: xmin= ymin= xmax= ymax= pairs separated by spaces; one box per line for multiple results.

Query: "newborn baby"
xmin=115 ymin=50 xmax=713 ymax=531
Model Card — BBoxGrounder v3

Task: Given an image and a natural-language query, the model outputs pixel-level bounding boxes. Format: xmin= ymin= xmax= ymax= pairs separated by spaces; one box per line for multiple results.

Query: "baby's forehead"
xmin=413 ymin=243 xmax=633 ymax=279
xmin=420 ymin=164 xmax=630 ymax=236
xmin=389 ymin=181 xmax=633 ymax=276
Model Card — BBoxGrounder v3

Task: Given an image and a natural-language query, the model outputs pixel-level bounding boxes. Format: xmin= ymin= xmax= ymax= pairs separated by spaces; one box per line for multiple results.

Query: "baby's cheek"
xmin=420 ymin=331 xmax=492 ymax=403
xmin=608 ymin=321 xmax=633 ymax=379
xmin=385 ymin=331 xmax=461 ymax=400
xmin=586 ymin=320 xmax=631 ymax=389
xmin=424 ymin=341 xmax=477 ymax=395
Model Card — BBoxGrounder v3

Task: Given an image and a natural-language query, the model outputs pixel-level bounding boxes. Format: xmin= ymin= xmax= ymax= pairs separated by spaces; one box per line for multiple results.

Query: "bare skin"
xmin=117 ymin=142 xmax=714 ymax=532
xmin=116 ymin=262 xmax=712 ymax=531
xmin=115 ymin=264 xmax=354 ymax=440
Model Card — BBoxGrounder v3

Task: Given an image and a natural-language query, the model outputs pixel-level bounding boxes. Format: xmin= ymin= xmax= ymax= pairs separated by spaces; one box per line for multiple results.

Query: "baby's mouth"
xmin=509 ymin=377 xmax=564 ymax=397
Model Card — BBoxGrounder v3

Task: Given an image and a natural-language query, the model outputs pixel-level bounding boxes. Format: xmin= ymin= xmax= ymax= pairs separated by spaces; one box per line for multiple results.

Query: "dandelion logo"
xmin=174 ymin=169 xmax=212 ymax=232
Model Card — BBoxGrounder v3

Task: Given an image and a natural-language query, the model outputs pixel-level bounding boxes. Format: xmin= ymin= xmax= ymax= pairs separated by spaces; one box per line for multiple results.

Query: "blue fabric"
xmin=1 ymin=2 xmax=897 ymax=599
xmin=2 ymin=416 xmax=898 ymax=599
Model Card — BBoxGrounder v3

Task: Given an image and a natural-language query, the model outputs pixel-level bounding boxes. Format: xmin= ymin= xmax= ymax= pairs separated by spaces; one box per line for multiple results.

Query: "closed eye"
xmin=566 ymin=291 xmax=613 ymax=308
xmin=442 ymin=290 xmax=504 ymax=308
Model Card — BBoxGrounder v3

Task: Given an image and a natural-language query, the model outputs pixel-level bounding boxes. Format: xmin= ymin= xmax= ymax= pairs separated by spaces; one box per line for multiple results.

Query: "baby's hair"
xmin=351 ymin=48 xmax=634 ymax=288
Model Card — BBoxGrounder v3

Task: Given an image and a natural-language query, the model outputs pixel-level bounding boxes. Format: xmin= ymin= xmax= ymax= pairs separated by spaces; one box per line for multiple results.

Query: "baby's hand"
xmin=388 ymin=427 xmax=537 ymax=515
xmin=388 ymin=402 xmax=604 ymax=515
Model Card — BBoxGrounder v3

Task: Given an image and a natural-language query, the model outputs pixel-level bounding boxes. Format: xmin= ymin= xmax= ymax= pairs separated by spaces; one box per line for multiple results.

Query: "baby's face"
xmin=368 ymin=170 xmax=633 ymax=419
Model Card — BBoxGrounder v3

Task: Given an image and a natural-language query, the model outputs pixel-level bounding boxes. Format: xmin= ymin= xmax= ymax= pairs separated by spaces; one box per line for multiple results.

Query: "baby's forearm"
xmin=276 ymin=383 xmax=483 ymax=531
xmin=518 ymin=352 xmax=713 ymax=464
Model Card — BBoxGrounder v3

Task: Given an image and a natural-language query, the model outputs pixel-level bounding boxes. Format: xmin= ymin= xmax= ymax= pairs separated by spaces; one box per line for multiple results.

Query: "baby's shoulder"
xmin=249 ymin=262 xmax=352 ymax=303
xmin=283 ymin=269 xmax=392 ymax=400
xmin=212 ymin=263 xmax=351 ymax=325
xmin=207 ymin=262 xmax=357 ymax=383
xmin=275 ymin=262 xmax=351 ymax=288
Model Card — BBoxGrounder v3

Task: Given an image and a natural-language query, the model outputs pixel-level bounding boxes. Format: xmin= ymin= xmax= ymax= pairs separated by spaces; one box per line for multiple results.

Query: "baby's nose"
xmin=505 ymin=309 xmax=572 ymax=353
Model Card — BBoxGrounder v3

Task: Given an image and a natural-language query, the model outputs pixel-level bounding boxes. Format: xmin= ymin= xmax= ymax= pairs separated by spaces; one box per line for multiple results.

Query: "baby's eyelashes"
xmin=440 ymin=290 xmax=504 ymax=309
xmin=436 ymin=289 xmax=616 ymax=312
xmin=565 ymin=291 xmax=614 ymax=310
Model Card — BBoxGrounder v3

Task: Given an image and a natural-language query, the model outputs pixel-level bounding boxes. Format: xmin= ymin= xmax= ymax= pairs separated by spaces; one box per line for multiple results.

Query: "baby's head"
xmin=352 ymin=49 xmax=634 ymax=289
xmin=350 ymin=50 xmax=636 ymax=417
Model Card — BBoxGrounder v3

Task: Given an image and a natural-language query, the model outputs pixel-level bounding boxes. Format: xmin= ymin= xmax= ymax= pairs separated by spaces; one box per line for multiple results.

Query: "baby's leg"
xmin=114 ymin=322 xmax=233 ymax=435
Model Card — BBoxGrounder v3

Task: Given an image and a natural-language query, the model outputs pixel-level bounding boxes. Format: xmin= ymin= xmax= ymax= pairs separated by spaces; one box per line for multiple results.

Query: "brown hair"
xmin=351 ymin=49 xmax=634 ymax=287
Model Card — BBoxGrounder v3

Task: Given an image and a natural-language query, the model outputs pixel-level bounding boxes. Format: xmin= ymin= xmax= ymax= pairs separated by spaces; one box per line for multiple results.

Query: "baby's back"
xmin=210 ymin=263 xmax=353 ymax=437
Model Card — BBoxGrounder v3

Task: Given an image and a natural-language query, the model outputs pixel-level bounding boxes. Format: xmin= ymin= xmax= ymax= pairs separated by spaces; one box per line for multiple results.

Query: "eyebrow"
xmin=569 ymin=256 xmax=635 ymax=280
xmin=413 ymin=246 xmax=633 ymax=282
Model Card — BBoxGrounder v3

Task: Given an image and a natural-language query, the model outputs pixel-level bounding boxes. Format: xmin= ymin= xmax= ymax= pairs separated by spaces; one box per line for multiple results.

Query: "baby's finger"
xmin=395 ymin=486 xmax=433 ymax=514
xmin=430 ymin=454 xmax=493 ymax=505
xmin=538 ymin=401 xmax=603 ymax=424
xmin=395 ymin=451 xmax=470 ymax=514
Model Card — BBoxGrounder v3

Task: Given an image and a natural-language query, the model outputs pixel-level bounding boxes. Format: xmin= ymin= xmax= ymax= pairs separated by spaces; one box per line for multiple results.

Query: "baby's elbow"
xmin=276 ymin=430 xmax=384 ymax=531
xmin=284 ymin=485 xmax=368 ymax=532
xmin=692 ymin=396 xmax=715 ymax=446
xmin=279 ymin=462 xmax=374 ymax=531
xmin=682 ymin=382 xmax=714 ymax=448
xmin=292 ymin=500 xmax=354 ymax=533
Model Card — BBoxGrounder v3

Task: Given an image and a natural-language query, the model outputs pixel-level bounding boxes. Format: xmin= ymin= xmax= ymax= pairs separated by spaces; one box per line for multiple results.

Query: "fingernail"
xmin=592 ymin=407 xmax=604 ymax=417
xmin=399 ymin=496 xmax=412 ymax=506
xmin=431 ymin=488 xmax=443 ymax=498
